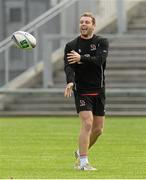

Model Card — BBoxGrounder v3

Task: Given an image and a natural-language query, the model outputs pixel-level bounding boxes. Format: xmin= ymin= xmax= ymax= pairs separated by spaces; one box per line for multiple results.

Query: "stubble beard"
xmin=80 ymin=30 xmax=93 ymax=39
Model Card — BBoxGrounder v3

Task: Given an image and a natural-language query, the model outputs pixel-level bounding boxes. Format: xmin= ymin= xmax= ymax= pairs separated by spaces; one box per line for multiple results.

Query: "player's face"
xmin=79 ymin=16 xmax=95 ymax=39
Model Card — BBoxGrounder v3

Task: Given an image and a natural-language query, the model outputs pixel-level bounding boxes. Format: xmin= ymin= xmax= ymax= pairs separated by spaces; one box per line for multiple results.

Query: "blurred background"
xmin=0 ymin=0 xmax=146 ymax=116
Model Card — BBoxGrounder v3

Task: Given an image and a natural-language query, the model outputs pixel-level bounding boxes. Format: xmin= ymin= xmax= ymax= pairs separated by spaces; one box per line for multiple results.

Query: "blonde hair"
xmin=80 ymin=12 xmax=96 ymax=25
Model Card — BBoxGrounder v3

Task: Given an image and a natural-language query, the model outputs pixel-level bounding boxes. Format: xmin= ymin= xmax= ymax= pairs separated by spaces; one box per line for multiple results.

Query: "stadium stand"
xmin=0 ymin=0 xmax=146 ymax=116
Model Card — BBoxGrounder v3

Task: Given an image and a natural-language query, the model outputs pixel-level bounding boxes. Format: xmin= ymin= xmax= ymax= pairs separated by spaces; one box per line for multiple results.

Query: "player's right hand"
xmin=64 ymin=82 xmax=74 ymax=98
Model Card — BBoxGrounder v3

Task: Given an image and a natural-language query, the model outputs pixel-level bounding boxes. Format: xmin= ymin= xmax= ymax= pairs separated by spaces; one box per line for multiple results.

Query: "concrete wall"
xmin=0 ymin=0 xmax=100 ymax=86
xmin=1 ymin=0 xmax=50 ymax=39
xmin=0 ymin=0 xmax=4 ymax=41
xmin=0 ymin=0 xmax=52 ymax=85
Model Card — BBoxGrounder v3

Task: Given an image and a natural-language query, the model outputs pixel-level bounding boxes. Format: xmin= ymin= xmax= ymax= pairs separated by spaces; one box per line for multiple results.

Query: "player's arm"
xmin=64 ymin=44 xmax=75 ymax=98
xmin=80 ymin=38 xmax=109 ymax=66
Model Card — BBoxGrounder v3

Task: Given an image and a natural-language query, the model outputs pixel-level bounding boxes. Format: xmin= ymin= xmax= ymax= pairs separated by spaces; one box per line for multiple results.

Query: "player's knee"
xmin=80 ymin=113 xmax=93 ymax=132
xmin=84 ymin=121 xmax=92 ymax=132
xmin=93 ymin=127 xmax=103 ymax=136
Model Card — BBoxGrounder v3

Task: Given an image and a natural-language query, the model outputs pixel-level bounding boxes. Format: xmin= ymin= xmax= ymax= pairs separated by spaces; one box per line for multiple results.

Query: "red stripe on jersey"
xmin=81 ymin=93 xmax=99 ymax=96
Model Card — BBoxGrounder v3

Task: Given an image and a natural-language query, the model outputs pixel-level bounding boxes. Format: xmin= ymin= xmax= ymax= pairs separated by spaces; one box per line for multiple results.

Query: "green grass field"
xmin=0 ymin=116 xmax=146 ymax=179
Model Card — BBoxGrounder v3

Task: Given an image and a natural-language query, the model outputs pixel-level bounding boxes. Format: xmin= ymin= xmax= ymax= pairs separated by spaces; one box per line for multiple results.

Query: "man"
xmin=64 ymin=12 xmax=109 ymax=170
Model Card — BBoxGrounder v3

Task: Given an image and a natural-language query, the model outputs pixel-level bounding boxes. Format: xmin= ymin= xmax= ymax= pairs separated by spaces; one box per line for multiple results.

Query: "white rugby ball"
xmin=12 ymin=31 xmax=36 ymax=49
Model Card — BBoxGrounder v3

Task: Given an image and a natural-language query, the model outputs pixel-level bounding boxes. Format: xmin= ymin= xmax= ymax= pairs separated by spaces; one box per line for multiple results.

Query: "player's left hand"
xmin=67 ymin=50 xmax=81 ymax=64
xmin=64 ymin=82 xmax=74 ymax=98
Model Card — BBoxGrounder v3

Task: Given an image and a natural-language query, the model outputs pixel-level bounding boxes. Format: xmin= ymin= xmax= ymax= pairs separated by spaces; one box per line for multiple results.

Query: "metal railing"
xmin=0 ymin=0 xmax=143 ymax=89
xmin=0 ymin=0 xmax=79 ymax=88
xmin=0 ymin=0 xmax=77 ymax=52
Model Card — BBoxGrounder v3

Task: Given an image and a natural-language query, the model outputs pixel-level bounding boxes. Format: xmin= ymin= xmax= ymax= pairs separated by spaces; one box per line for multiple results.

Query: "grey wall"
xmin=0 ymin=0 xmax=100 ymax=79
xmin=0 ymin=0 xmax=4 ymax=41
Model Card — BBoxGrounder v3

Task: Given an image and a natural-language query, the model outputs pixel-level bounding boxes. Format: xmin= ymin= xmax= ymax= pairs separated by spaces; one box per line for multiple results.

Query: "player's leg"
xmin=89 ymin=115 xmax=104 ymax=149
xmin=74 ymin=93 xmax=93 ymax=156
xmin=74 ymin=93 xmax=96 ymax=170
xmin=88 ymin=91 xmax=105 ymax=149
xmin=78 ymin=110 xmax=96 ymax=170
xmin=79 ymin=111 xmax=93 ymax=156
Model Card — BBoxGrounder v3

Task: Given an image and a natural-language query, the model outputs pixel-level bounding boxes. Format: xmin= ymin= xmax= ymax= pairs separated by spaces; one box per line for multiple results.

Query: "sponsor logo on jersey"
xmin=84 ymin=54 xmax=90 ymax=57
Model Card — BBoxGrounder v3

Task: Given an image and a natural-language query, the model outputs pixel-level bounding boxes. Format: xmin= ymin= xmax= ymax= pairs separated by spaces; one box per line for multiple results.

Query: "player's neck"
xmin=80 ymin=34 xmax=94 ymax=40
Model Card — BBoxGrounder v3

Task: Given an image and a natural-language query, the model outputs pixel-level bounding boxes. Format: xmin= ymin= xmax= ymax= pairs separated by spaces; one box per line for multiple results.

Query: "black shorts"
xmin=74 ymin=91 xmax=105 ymax=116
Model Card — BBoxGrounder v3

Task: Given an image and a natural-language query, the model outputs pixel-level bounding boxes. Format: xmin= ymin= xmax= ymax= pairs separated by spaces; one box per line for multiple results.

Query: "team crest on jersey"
xmin=90 ymin=44 xmax=96 ymax=51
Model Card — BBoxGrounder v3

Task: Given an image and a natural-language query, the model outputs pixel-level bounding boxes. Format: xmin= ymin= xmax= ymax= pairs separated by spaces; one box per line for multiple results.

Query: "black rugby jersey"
xmin=64 ymin=34 xmax=109 ymax=94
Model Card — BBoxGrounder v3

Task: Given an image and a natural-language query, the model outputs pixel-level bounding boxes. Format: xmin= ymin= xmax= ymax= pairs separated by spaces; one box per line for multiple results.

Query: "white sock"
xmin=80 ymin=155 xmax=89 ymax=167
xmin=76 ymin=149 xmax=79 ymax=157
